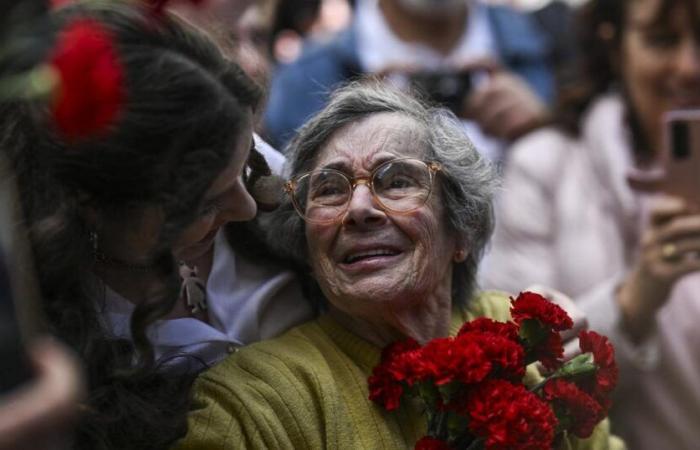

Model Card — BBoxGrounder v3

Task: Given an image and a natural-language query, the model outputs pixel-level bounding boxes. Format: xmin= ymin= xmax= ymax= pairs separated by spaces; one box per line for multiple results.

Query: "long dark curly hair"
xmin=0 ymin=3 xmax=262 ymax=449
xmin=554 ymin=0 xmax=699 ymax=157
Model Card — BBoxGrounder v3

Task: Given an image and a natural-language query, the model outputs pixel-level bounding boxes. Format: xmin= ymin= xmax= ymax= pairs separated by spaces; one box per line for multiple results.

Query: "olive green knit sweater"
xmin=175 ymin=292 xmax=624 ymax=449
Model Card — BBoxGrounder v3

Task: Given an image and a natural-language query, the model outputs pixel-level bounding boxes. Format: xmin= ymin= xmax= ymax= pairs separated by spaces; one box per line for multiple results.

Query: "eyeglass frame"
xmin=283 ymin=157 xmax=442 ymax=224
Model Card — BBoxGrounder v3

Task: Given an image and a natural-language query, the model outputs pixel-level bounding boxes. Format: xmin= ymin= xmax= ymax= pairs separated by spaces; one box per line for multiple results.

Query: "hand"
xmin=618 ymin=195 xmax=700 ymax=342
xmin=463 ymin=69 xmax=548 ymax=141
xmin=0 ymin=338 xmax=84 ymax=450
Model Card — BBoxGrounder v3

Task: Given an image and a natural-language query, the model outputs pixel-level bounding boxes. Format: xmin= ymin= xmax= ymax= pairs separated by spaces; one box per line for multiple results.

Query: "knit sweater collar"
xmin=316 ymin=307 xmax=471 ymax=374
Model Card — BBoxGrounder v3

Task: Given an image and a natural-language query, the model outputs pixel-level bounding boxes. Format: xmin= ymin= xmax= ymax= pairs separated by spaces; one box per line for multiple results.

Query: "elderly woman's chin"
xmin=313 ymin=248 xmax=453 ymax=315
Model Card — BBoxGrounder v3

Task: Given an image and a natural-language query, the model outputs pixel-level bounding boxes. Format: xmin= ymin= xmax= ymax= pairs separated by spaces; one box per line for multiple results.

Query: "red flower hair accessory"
xmin=50 ymin=18 xmax=124 ymax=141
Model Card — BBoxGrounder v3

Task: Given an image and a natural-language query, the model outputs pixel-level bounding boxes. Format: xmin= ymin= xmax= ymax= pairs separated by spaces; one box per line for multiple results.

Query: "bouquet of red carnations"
xmin=368 ymin=292 xmax=618 ymax=450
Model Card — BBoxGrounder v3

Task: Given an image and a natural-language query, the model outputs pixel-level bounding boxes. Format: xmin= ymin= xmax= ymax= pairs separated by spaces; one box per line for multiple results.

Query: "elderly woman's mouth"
xmin=338 ymin=247 xmax=403 ymax=271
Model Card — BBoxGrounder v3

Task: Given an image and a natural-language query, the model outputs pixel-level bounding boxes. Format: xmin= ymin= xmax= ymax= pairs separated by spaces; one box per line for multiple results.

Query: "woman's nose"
xmin=342 ymin=183 xmax=386 ymax=228
xmin=220 ymin=181 xmax=257 ymax=224
xmin=675 ymin=38 xmax=700 ymax=81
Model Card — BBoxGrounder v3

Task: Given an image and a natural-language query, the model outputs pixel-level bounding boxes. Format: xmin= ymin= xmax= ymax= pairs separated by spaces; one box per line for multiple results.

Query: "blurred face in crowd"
xmin=303 ymin=112 xmax=459 ymax=320
xmin=621 ymin=0 xmax=700 ymax=152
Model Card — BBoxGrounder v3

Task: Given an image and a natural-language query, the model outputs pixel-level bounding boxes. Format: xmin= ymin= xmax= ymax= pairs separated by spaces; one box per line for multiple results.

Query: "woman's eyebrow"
xmin=319 ymin=154 xmax=398 ymax=173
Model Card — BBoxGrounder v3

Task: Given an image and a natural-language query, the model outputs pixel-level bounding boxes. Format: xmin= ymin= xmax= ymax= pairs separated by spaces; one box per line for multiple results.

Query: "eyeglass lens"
xmin=294 ymin=159 xmax=433 ymax=222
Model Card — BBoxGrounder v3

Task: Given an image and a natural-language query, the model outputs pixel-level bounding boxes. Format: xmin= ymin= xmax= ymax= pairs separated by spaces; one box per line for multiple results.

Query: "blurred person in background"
xmin=481 ymin=0 xmax=700 ymax=448
xmin=263 ymin=0 xmax=573 ymax=162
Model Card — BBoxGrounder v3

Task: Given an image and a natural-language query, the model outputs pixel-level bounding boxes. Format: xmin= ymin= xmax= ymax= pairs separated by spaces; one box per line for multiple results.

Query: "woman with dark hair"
xmin=482 ymin=0 xmax=700 ymax=448
xmin=0 ymin=2 xmax=310 ymax=449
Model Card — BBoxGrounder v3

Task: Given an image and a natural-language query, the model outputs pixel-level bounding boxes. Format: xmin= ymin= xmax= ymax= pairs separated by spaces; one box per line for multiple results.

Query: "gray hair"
xmin=266 ymin=80 xmax=498 ymax=307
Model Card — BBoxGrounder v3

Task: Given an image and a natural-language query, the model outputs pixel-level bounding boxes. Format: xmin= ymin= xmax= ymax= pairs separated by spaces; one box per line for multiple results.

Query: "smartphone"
xmin=660 ymin=110 xmax=700 ymax=205
xmin=0 ymin=153 xmax=42 ymax=393
xmin=409 ymin=70 xmax=472 ymax=116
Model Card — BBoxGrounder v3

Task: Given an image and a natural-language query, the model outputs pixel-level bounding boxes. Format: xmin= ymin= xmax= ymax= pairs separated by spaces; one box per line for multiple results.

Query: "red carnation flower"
xmin=543 ymin=378 xmax=602 ymax=438
xmin=458 ymin=317 xmax=519 ymax=341
xmin=511 ymin=292 xmax=573 ymax=332
xmin=415 ymin=436 xmax=453 ymax=450
xmin=578 ymin=331 xmax=618 ymax=407
xmin=456 ymin=331 xmax=525 ymax=381
xmin=531 ymin=332 xmax=565 ymax=371
xmin=368 ymin=338 xmax=422 ymax=410
xmin=465 ymin=379 xmax=557 ymax=450
xmin=50 ymin=19 xmax=124 ymax=141
xmin=416 ymin=337 xmax=491 ymax=386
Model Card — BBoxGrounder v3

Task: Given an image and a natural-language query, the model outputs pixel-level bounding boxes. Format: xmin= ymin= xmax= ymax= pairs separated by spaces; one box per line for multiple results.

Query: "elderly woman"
xmin=176 ymin=82 xmax=621 ymax=449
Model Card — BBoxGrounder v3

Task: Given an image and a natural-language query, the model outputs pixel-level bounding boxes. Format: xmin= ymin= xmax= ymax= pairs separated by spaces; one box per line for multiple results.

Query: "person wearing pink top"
xmin=481 ymin=0 xmax=700 ymax=448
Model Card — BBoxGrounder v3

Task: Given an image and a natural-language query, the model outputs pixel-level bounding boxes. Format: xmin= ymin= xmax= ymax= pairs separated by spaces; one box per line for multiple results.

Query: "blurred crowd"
xmin=1 ymin=0 xmax=699 ymax=449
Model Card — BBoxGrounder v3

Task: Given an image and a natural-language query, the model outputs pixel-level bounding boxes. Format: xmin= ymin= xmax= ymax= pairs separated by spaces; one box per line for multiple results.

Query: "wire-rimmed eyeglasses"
xmin=284 ymin=158 xmax=442 ymax=224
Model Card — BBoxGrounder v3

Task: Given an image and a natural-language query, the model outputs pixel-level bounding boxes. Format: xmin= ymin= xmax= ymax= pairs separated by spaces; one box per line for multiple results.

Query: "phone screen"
xmin=662 ymin=110 xmax=700 ymax=205
xmin=0 ymin=155 xmax=40 ymax=392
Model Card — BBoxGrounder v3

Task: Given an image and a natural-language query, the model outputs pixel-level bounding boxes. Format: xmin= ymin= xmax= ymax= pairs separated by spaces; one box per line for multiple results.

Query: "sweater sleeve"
xmin=174 ymin=334 xmax=340 ymax=450
xmin=480 ymin=130 xmax=570 ymax=293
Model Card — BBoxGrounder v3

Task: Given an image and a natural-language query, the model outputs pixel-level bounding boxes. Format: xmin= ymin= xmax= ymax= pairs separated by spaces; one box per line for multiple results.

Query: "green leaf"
xmin=551 ymin=353 xmax=597 ymax=379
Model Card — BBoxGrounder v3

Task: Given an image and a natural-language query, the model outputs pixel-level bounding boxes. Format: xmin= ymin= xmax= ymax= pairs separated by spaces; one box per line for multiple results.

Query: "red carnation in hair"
xmin=465 ymin=379 xmax=557 ymax=450
xmin=510 ymin=291 xmax=573 ymax=332
xmin=543 ymin=378 xmax=602 ymax=438
xmin=415 ymin=436 xmax=453 ymax=450
xmin=50 ymin=19 xmax=124 ymax=141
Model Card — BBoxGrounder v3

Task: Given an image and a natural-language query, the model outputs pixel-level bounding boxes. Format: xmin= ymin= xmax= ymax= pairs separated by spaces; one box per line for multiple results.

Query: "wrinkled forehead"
xmin=311 ymin=112 xmax=428 ymax=172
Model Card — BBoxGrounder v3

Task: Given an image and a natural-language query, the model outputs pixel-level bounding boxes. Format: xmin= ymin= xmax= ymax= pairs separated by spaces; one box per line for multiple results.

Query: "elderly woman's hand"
xmin=617 ymin=195 xmax=700 ymax=342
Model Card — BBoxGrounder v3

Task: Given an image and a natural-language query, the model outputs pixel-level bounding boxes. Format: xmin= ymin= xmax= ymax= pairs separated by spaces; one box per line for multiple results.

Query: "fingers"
xmin=464 ymin=72 xmax=547 ymax=140
xmin=648 ymin=195 xmax=692 ymax=226
xmin=0 ymin=338 xmax=84 ymax=450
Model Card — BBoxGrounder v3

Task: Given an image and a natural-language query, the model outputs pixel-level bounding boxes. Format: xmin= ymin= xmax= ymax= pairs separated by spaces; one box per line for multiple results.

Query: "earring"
xmin=453 ymin=249 xmax=466 ymax=262
xmin=89 ymin=231 xmax=99 ymax=259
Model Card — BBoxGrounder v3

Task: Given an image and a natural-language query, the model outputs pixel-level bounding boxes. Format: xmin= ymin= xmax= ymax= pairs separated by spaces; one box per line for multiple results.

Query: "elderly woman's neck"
xmin=328 ymin=299 xmax=452 ymax=348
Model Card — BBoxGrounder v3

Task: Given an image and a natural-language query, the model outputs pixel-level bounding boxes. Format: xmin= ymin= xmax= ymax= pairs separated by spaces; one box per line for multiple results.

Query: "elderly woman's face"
xmin=305 ymin=112 xmax=460 ymax=317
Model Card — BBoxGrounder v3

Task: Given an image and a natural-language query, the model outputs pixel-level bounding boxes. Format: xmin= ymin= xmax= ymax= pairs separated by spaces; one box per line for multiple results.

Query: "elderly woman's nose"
xmin=342 ymin=184 xmax=386 ymax=227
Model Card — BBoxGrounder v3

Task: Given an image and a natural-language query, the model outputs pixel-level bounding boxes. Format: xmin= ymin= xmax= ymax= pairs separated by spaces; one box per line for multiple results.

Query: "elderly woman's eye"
xmin=309 ymin=179 xmax=348 ymax=205
xmin=388 ymin=176 xmax=415 ymax=189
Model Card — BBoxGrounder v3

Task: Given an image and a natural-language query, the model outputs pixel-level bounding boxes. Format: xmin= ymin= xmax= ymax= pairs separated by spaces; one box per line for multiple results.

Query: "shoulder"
xmin=465 ymin=290 xmax=514 ymax=323
xmin=200 ymin=321 xmax=328 ymax=392
xmin=504 ymin=127 xmax=579 ymax=188
xmin=181 ymin=322 xmax=333 ymax=447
